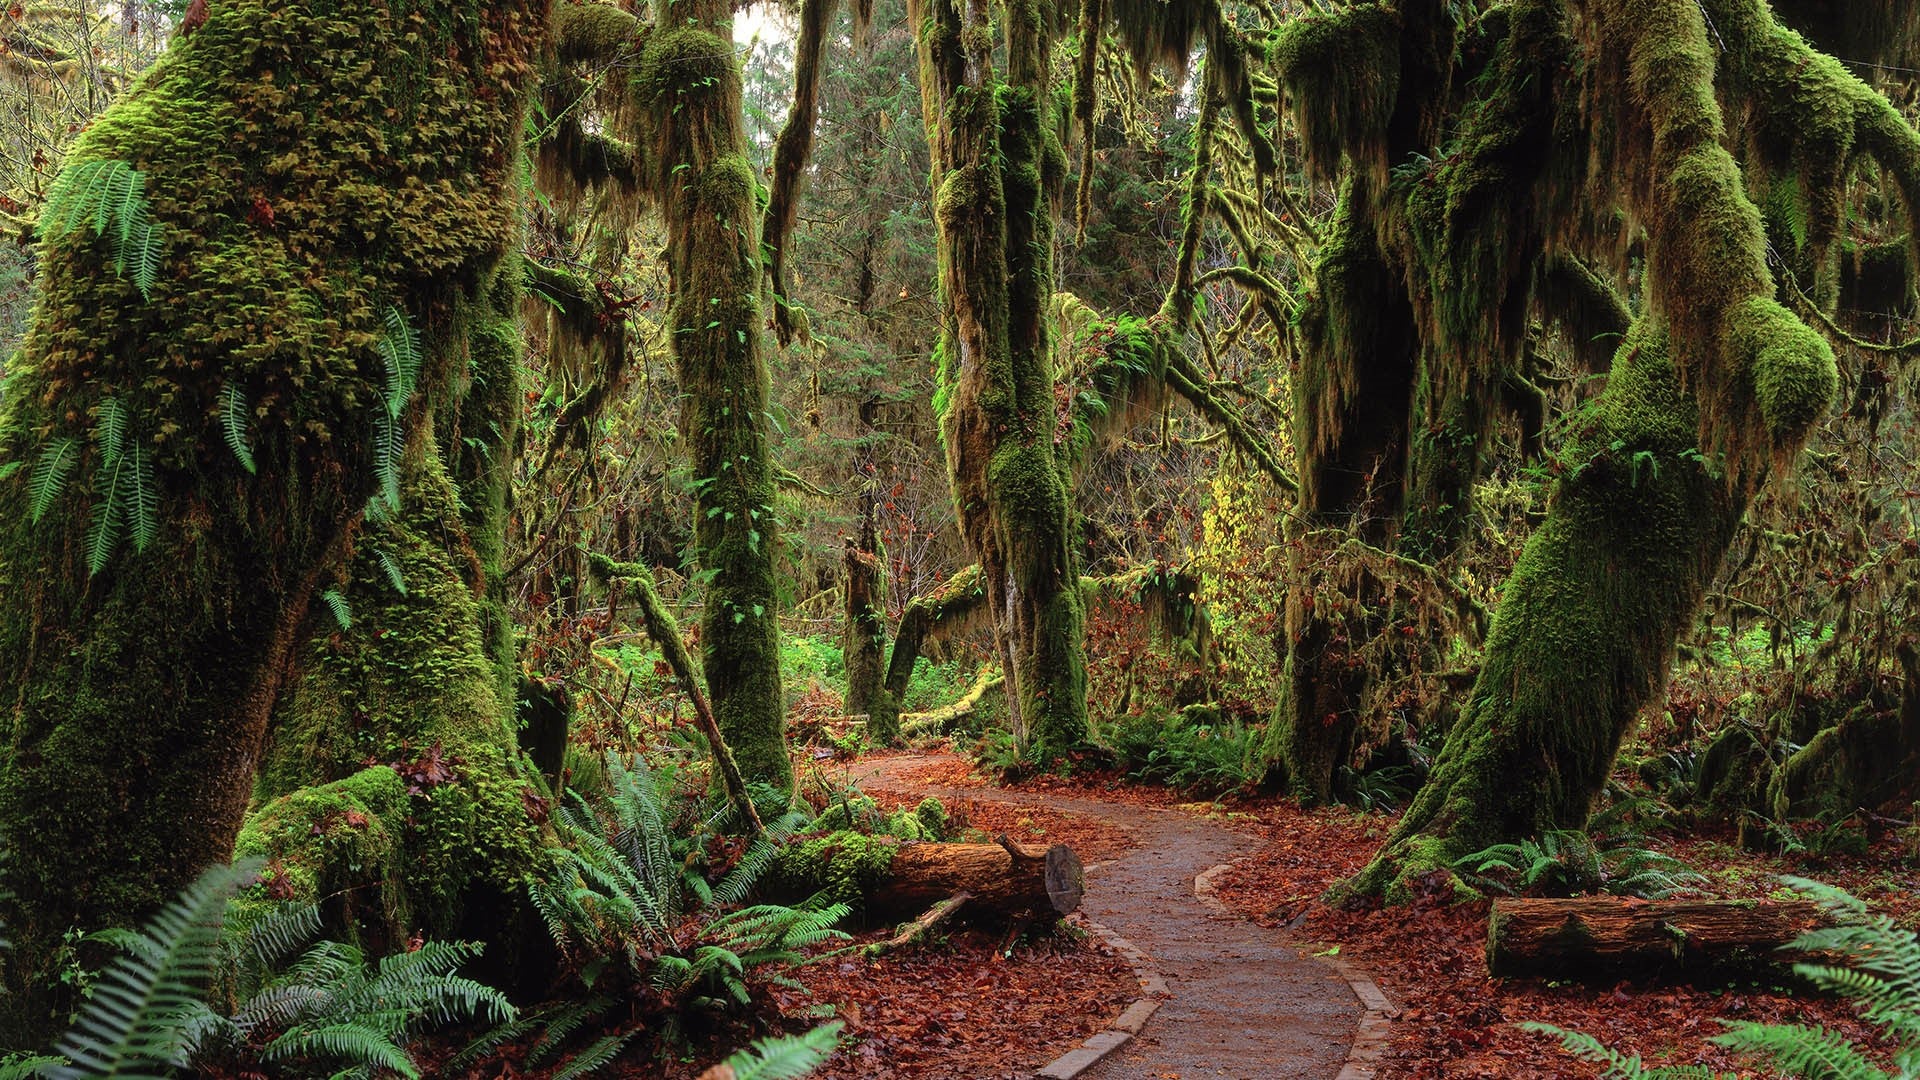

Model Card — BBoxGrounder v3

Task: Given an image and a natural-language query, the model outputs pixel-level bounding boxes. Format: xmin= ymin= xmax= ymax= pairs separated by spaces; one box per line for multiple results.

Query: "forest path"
xmin=849 ymin=753 xmax=1363 ymax=1080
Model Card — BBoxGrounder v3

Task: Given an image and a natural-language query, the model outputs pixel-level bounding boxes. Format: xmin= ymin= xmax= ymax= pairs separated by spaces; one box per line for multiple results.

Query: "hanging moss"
xmin=0 ymin=0 xmax=546 ymax=1027
xmin=1269 ymin=3 xmax=1402 ymax=185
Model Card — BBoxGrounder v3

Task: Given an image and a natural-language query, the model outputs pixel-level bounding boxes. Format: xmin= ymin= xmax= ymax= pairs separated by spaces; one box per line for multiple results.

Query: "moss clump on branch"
xmin=1269 ymin=3 xmax=1402 ymax=185
xmin=232 ymin=766 xmax=411 ymax=942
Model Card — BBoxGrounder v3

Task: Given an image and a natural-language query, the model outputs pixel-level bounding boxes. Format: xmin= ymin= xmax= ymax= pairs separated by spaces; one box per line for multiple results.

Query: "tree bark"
xmin=843 ymin=537 xmax=888 ymax=733
xmin=869 ymin=563 xmax=987 ymax=740
xmin=1345 ymin=0 xmax=1851 ymax=898
xmin=0 ymin=0 xmax=547 ymax=1032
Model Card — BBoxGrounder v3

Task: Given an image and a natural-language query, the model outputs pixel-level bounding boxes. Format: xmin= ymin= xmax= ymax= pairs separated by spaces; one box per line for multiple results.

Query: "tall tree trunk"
xmin=1348 ymin=0 xmax=1848 ymax=898
xmin=843 ymin=535 xmax=888 ymax=730
xmin=248 ymin=261 xmax=543 ymax=950
xmin=0 ymin=0 xmax=547 ymax=1032
xmin=909 ymin=0 xmax=1089 ymax=764
xmin=1258 ymin=192 xmax=1415 ymax=804
xmin=636 ymin=0 xmax=790 ymax=790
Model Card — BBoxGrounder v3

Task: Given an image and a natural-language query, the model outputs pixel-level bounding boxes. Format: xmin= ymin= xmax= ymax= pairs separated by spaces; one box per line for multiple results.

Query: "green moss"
xmin=912 ymin=0 xmax=1091 ymax=768
xmin=1348 ymin=324 xmax=1745 ymax=899
xmin=770 ymin=830 xmax=898 ymax=907
xmin=0 ymin=0 xmax=545 ymax=1025
xmin=628 ymin=0 xmax=789 ymax=790
xmin=1269 ymin=3 xmax=1401 ymax=183
xmin=1724 ymin=298 xmax=1837 ymax=444
xmin=913 ymin=796 xmax=949 ymax=840
xmin=256 ymin=447 xmax=542 ymax=932
xmin=231 ymin=765 xmax=410 ymax=938
xmin=551 ymin=0 xmax=640 ymax=64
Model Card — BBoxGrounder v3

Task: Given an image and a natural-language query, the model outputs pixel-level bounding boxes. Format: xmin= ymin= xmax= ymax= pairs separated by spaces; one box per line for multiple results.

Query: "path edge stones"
xmin=1032 ymin=915 xmax=1167 ymax=1080
xmin=1194 ymin=862 xmax=1397 ymax=1080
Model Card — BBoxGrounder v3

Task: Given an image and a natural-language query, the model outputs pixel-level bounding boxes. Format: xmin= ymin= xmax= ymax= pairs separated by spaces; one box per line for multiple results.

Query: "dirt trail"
xmin=851 ymin=754 xmax=1362 ymax=1080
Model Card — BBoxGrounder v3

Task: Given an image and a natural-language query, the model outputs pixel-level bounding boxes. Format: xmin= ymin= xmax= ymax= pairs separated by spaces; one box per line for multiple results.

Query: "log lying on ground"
xmin=772 ymin=830 xmax=1083 ymax=921
xmin=1487 ymin=897 xmax=1822 ymax=978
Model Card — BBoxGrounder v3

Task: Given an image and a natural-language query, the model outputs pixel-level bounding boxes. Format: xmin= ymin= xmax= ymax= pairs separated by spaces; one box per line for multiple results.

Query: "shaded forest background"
xmin=0 ymin=0 xmax=1916 ymax=1071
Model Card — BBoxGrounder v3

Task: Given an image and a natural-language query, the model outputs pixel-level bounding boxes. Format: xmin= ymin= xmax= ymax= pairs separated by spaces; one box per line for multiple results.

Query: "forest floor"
xmin=806 ymin=748 xmax=1920 ymax=1080
xmin=850 ymin=752 xmax=1361 ymax=1080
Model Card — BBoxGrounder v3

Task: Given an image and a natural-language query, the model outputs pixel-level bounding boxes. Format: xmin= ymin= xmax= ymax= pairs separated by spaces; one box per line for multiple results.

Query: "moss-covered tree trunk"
xmin=843 ymin=535 xmax=888 ymax=730
xmin=1348 ymin=0 xmax=1847 ymax=898
xmin=1259 ymin=193 xmax=1416 ymax=805
xmin=909 ymin=0 xmax=1087 ymax=764
xmin=635 ymin=0 xmax=789 ymax=790
xmin=0 ymin=0 xmax=547 ymax=1030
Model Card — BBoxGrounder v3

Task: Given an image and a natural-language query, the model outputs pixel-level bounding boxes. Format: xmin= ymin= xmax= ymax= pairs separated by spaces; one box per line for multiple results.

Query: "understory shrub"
xmin=1104 ymin=705 xmax=1253 ymax=796
xmin=511 ymin=751 xmax=848 ymax=1072
xmin=1 ymin=861 xmax=508 ymax=1080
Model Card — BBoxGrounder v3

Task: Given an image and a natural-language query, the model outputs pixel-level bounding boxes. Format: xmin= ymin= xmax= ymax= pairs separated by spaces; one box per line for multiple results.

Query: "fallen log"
xmin=771 ymin=831 xmax=1083 ymax=921
xmin=1487 ymin=897 xmax=1822 ymax=978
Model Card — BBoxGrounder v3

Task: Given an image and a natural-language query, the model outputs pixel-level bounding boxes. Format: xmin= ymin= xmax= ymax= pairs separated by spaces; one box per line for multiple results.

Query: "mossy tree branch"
xmin=588 ymin=553 xmax=763 ymax=833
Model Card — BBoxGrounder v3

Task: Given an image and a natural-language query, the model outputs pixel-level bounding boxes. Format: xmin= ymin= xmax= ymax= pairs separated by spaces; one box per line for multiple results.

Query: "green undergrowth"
xmin=1102 ymin=704 xmax=1255 ymax=797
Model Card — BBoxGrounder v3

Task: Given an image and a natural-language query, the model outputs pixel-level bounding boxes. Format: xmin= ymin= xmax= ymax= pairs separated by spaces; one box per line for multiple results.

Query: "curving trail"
xmin=851 ymin=754 xmax=1369 ymax=1080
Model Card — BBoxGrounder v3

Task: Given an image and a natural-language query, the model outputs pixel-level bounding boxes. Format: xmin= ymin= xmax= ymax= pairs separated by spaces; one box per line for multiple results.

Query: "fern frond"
xmin=28 ymin=438 xmax=78 ymax=523
xmin=1518 ymin=1022 xmax=1729 ymax=1079
xmin=373 ymin=412 xmax=401 ymax=512
xmin=550 ymin=1030 xmax=637 ymax=1080
xmin=713 ymin=810 xmax=809 ymax=908
xmin=376 ymin=550 xmax=407 ymax=595
xmin=1710 ymin=1021 xmax=1887 ymax=1080
xmin=320 ymin=589 xmax=352 ymax=630
xmin=719 ymin=1023 xmax=843 ymax=1080
xmin=221 ymin=384 xmax=256 ymax=474
xmin=379 ymin=307 xmax=422 ymax=419
xmin=97 ymin=160 xmax=135 ymax=240
xmin=131 ymin=219 xmax=161 ymax=300
xmin=51 ymin=861 xmax=257 ymax=1080
xmin=260 ymin=1022 xmax=416 ymax=1080
xmin=40 ymin=160 xmax=158 ymax=299
xmin=85 ymin=472 xmax=123 ymax=577
xmin=124 ymin=443 xmax=157 ymax=554
xmin=445 ymin=1012 xmax=543 ymax=1071
xmin=94 ymin=397 xmax=128 ymax=475
xmin=0 ymin=1055 xmax=67 ymax=1080
xmin=236 ymin=902 xmax=322 ymax=974
xmin=523 ymin=997 xmax=611 ymax=1067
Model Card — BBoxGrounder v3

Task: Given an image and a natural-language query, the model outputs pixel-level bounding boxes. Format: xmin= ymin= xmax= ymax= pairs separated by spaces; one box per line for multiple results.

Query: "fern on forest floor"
xmin=495 ymin=750 xmax=847 ymax=1076
xmin=1455 ymin=797 xmax=1705 ymax=899
xmin=2 ymin=862 xmax=512 ymax=1080
xmin=1525 ymin=876 xmax=1920 ymax=1079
